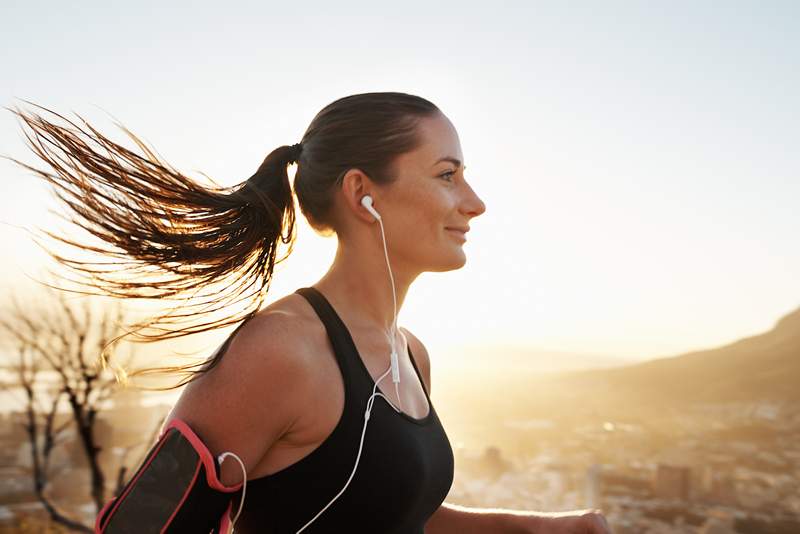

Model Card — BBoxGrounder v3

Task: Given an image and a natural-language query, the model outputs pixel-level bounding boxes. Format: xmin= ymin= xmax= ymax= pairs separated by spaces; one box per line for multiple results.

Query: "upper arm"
xmin=400 ymin=327 xmax=431 ymax=396
xmin=164 ymin=312 xmax=311 ymax=485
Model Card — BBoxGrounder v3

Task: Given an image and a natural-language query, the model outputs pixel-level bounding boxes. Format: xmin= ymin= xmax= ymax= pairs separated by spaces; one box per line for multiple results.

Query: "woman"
xmin=8 ymin=92 xmax=611 ymax=533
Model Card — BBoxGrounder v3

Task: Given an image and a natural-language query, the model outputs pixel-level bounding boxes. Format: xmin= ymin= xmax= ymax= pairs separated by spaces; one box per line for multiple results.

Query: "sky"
xmin=1 ymin=1 xmax=798 ymax=371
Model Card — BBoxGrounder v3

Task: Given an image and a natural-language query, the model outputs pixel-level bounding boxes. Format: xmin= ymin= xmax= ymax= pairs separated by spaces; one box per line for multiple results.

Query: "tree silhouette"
xmin=0 ymin=281 xmax=140 ymax=531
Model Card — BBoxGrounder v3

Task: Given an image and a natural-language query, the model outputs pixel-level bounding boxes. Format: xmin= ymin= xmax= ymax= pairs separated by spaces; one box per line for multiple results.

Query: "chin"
xmin=429 ymin=250 xmax=467 ymax=272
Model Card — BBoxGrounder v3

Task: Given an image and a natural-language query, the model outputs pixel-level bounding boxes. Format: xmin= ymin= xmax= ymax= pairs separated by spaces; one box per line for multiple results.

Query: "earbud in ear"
xmin=360 ymin=195 xmax=381 ymax=221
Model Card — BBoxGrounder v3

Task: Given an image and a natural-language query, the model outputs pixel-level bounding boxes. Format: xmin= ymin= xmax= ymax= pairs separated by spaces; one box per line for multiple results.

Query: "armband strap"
xmin=94 ymin=418 xmax=243 ymax=533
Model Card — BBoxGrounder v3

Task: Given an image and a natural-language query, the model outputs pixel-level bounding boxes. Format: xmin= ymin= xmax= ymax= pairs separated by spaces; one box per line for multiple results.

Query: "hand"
xmin=517 ymin=508 xmax=612 ymax=534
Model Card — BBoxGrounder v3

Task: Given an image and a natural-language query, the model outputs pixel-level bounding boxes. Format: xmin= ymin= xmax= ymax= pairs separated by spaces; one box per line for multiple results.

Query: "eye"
xmin=439 ymin=170 xmax=456 ymax=182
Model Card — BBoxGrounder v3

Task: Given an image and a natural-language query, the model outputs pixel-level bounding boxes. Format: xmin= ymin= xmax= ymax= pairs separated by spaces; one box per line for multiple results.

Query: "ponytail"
xmin=2 ymin=100 xmax=299 ymax=388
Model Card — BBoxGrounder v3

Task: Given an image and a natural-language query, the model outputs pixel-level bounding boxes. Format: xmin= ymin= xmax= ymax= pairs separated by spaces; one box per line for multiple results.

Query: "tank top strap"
xmin=294 ymin=286 xmax=357 ymax=381
xmin=295 ymin=286 xmax=434 ymax=422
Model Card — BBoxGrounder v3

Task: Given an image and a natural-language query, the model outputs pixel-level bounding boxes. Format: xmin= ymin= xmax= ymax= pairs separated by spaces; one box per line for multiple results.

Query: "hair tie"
xmin=288 ymin=142 xmax=303 ymax=164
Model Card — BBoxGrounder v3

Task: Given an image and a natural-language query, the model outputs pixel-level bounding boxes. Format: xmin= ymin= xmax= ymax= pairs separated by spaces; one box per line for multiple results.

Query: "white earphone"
xmin=360 ymin=194 xmax=381 ymax=220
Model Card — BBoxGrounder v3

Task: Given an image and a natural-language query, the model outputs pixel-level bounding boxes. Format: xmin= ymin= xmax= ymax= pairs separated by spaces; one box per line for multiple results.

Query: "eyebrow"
xmin=432 ymin=156 xmax=464 ymax=168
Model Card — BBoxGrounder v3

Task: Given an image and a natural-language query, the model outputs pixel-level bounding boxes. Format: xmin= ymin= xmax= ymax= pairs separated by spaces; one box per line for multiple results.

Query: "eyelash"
xmin=439 ymin=165 xmax=467 ymax=182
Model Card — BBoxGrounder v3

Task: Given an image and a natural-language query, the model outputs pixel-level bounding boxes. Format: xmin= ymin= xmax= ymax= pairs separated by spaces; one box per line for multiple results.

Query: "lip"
xmin=445 ymin=227 xmax=468 ymax=241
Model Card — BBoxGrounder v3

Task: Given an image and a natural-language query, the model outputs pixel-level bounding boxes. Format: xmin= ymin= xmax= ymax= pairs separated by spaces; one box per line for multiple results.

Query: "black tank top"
xmin=230 ymin=286 xmax=455 ymax=534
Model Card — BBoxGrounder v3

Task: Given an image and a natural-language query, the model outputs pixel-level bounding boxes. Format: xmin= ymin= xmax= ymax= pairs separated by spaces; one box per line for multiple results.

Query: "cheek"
xmin=411 ymin=197 xmax=446 ymax=233
xmin=390 ymin=185 xmax=454 ymax=240
xmin=400 ymin=189 xmax=432 ymax=217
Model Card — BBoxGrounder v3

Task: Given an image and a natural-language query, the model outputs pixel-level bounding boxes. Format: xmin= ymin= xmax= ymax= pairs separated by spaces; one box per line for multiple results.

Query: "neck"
xmin=313 ymin=237 xmax=419 ymax=338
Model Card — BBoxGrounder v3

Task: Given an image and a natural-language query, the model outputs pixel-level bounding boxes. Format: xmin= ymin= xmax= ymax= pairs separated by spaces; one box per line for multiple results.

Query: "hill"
xmin=549 ymin=305 xmax=800 ymax=408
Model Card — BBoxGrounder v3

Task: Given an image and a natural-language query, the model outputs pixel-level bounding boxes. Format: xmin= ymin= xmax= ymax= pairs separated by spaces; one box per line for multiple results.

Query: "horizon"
xmin=1 ymin=299 xmax=796 ymax=416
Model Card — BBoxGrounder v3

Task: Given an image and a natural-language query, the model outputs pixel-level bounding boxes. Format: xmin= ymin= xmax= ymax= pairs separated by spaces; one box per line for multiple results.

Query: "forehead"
xmin=400 ymin=113 xmax=463 ymax=168
xmin=415 ymin=113 xmax=464 ymax=163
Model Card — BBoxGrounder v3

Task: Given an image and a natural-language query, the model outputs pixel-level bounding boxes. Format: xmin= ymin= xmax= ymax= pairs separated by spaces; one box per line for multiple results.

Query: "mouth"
xmin=445 ymin=227 xmax=468 ymax=240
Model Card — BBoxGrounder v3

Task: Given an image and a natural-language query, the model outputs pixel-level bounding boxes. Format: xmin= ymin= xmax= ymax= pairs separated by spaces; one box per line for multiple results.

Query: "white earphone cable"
xmin=376 ymin=215 xmax=403 ymax=411
xmin=295 ymin=366 xmax=395 ymax=532
xmin=217 ymin=451 xmax=247 ymax=533
xmin=208 ymin=196 xmax=403 ymax=533
xmin=296 ymin=197 xmax=407 ymax=531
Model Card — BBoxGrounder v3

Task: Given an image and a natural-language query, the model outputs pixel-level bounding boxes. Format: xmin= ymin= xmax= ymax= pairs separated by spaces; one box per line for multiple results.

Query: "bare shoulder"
xmin=164 ymin=292 xmax=321 ymax=484
xmin=400 ymin=326 xmax=431 ymax=395
xmin=201 ymin=293 xmax=319 ymax=388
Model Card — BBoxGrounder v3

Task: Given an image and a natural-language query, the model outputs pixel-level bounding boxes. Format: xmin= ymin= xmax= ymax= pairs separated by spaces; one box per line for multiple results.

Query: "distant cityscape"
xmin=2 ymin=392 xmax=799 ymax=533
xmin=446 ymin=398 xmax=800 ymax=534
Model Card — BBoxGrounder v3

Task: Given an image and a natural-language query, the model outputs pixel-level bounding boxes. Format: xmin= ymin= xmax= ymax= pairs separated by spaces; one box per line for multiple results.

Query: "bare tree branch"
xmin=0 ymin=279 xmax=145 ymax=531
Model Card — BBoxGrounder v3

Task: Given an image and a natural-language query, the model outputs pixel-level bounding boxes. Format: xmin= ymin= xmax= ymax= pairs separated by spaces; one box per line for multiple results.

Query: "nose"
xmin=461 ymin=181 xmax=486 ymax=218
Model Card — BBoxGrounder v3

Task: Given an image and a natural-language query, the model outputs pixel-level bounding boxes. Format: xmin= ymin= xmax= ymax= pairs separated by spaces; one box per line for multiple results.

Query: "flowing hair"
xmin=2 ymin=92 xmax=441 ymax=389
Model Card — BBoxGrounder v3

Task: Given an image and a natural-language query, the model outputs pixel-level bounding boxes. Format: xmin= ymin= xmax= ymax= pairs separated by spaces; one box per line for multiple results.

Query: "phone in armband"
xmin=94 ymin=418 xmax=244 ymax=534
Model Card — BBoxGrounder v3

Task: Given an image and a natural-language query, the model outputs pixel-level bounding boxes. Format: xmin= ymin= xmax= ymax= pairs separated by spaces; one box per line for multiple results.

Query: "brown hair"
xmin=2 ymin=92 xmax=440 ymax=388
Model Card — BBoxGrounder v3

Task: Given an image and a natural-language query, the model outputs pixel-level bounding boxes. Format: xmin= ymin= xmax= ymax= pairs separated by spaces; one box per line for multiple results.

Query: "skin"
xmin=314 ymin=109 xmax=486 ymax=352
xmin=164 ymin=111 xmax=612 ymax=532
xmin=522 ymin=508 xmax=613 ymax=533
xmin=318 ymin=108 xmax=486 ymax=333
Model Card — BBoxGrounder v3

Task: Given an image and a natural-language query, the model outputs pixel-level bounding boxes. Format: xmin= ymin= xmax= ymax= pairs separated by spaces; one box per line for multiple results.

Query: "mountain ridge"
xmin=550 ymin=305 xmax=800 ymax=406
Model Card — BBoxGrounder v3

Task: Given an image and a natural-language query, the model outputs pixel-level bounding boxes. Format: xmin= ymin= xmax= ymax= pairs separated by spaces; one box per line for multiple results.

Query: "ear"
xmin=340 ymin=168 xmax=378 ymax=224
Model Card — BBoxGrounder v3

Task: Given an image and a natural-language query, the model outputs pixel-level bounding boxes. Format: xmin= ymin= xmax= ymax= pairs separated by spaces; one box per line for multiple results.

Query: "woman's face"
xmin=378 ymin=112 xmax=486 ymax=273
